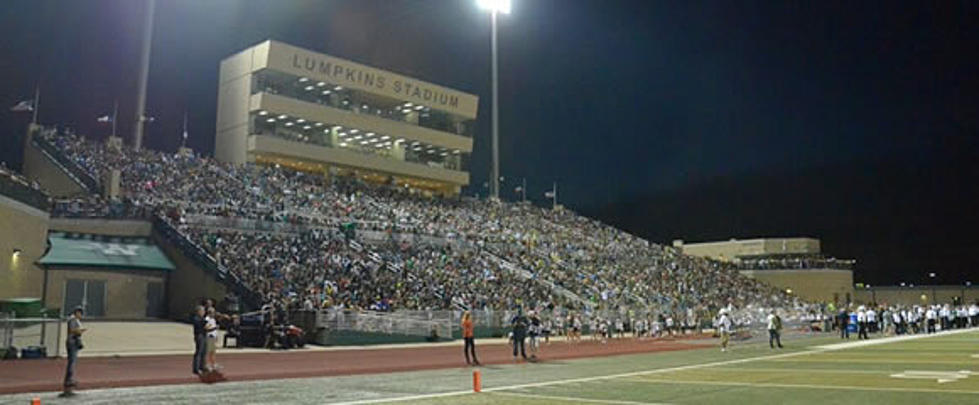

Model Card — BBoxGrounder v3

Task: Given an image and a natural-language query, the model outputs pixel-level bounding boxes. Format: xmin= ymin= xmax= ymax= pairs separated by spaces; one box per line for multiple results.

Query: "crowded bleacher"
xmin=37 ymin=127 xmax=802 ymax=325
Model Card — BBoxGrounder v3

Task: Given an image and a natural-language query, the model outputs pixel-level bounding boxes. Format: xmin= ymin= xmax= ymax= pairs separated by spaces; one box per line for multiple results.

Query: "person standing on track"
xmin=856 ymin=306 xmax=869 ymax=340
xmin=510 ymin=309 xmax=529 ymax=361
xmin=571 ymin=314 xmax=582 ymax=343
xmin=528 ymin=311 xmax=542 ymax=359
xmin=205 ymin=307 xmax=220 ymax=372
xmin=461 ymin=311 xmax=480 ymax=366
xmin=867 ymin=306 xmax=878 ymax=334
xmin=767 ymin=309 xmax=783 ymax=349
xmin=191 ymin=305 xmax=207 ymax=375
xmin=63 ymin=306 xmax=86 ymax=394
xmin=717 ymin=309 xmax=732 ymax=352
xmin=838 ymin=308 xmax=850 ymax=339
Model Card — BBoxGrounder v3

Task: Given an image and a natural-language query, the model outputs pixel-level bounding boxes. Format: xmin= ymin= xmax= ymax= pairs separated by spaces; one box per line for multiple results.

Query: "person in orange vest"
xmin=462 ymin=311 xmax=480 ymax=366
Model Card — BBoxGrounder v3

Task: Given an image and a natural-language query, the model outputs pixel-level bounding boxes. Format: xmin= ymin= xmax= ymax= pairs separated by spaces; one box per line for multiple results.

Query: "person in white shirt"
xmin=969 ymin=304 xmax=979 ymax=327
xmin=925 ymin=307 xmax=937 ymax=334
xmin=892 ymin=310 xmax=904 ymax=335
xmin=856 ymin=306 xmax=868 ymax=340
xmin=205 ymin=307 xmax=219 ymax=372
xmin=717 ymin=310 xmax=733 ymax=352
xmin=866 ymin=308 xmax=877 ymax=333
xmin=766 ymin=310 xmax=783 ymax=349
xmin=940 ymin=305 xmax=951 ymax=331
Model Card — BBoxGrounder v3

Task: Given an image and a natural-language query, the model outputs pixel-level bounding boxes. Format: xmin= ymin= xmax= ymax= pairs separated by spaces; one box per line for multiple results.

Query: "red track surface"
xmin=0 ymin=338 xmax=710 ymax=394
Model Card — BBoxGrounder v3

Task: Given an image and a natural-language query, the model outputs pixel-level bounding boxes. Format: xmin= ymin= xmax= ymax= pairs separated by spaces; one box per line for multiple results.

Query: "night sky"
xmin=1 ymin=1 xmax=977 ymax=286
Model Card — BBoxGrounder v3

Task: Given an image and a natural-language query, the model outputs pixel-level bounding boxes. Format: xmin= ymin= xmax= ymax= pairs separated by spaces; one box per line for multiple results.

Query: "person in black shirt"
xmin=511 ymin=310 xmax=529 ymax=361
xmin=191 ymin=305 xmax=206 ymax=374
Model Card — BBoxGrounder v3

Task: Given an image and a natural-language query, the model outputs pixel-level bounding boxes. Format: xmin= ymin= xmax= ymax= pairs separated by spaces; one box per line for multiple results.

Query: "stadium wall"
xmin=151 ymin=230 xmax=228 ymax=319
xmin=678 ymin=237 xmax=820 ymax=261
xmin=739 ymin=269 xmax=853 ymax=304
xmin=41 ymin=268 xmax=167 ymax=319
xmin=0 ymin=194 xmax=49 ymax=300
xmin=22 ymin=131 xmax=88 ymax=198
xmin=49 ymin=218 xmax=153 ymax=237
xmin=853 ymin=286 xmax=979 ymax=306
xmin=215 ymin=47 xmax=254 ymax=165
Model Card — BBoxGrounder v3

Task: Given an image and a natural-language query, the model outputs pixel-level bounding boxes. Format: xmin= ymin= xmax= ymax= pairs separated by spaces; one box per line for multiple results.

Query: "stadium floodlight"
xmin=477 ymin=0 xmax=511 ymax=14
xmin=476 ymin=0 xmax=511 ymax=199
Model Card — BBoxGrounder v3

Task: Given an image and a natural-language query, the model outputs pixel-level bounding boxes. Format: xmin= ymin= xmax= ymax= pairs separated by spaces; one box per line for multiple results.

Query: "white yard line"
xmin=625 ymin=378 xmax=979 ymax=395
xmin=331 ymin=328 xmax=979 ymax=404
xmin=814 ymin=328 xmax=976 ymax=350
xmin=699 ymin=366 xmax=891 ymax=375
xmin=332 ymin=390 xmax=479 ymax=405
xmin=490 ymin=391 xmax=670 ymax=404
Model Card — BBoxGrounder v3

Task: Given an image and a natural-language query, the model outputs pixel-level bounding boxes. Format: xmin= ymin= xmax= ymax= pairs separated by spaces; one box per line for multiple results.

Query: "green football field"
xmin=387 ymin=329 xmax=979 ymax=405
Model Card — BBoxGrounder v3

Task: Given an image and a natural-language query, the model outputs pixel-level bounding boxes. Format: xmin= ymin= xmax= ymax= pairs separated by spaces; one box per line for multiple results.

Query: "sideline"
xmin=332 ymin=327 xmax=978 ymax=404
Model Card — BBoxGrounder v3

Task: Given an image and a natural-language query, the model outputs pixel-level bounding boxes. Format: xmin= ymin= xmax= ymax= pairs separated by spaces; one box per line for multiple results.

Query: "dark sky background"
xmin=1 ymin=1 xmax=977 ymax=286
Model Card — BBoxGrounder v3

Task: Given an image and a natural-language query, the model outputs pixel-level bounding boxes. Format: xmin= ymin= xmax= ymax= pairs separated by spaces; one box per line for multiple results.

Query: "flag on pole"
xmin=9 ymin=100 xmax=34 ymax=112
xmin=514 ymin=186 xmax=523 ymax=193
xmin=97 ymin=115 xmax=113 ymax=123
xmin=544 ymin=191 xmax=555 ymax=198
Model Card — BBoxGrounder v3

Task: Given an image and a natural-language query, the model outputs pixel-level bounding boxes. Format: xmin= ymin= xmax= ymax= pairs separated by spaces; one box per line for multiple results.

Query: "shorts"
xmin=206 ymin=337 xmax=217 ymax=354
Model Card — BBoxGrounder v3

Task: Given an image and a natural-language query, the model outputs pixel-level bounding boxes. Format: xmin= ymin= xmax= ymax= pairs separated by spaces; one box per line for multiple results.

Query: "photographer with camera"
xmin=63 ymin=306 xmax=87 ymax=395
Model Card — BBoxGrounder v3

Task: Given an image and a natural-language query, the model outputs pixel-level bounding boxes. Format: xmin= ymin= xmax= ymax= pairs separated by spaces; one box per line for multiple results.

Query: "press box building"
xmin=215 ymin=40 xmax=478 ymax=195
xmin=675 ymin=237 xmax=855 ymax=304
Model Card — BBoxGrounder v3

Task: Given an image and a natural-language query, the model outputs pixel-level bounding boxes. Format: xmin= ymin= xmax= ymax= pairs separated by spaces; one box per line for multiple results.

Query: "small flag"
xmin=9 ymin=100 xmax=33 ymax=112
xmin=97 ymin=115 xmax=113 ymax=123
xmin=514 ymin=186 xmax=523 ymax=193
xmin=544 ymin=191 xmax=555 ymax=198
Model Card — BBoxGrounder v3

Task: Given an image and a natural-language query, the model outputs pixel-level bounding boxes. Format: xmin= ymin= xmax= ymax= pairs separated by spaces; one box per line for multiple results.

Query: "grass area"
xmin=396 ymin=330 xmax=979 ymax=405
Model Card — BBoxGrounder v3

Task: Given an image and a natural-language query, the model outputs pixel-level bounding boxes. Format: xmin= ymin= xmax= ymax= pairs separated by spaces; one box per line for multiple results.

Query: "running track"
xmin=0 ymin=338 xmax=710 ymax=394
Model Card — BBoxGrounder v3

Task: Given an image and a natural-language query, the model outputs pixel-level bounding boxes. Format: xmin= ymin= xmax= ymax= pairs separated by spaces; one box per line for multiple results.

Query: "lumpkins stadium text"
xmin=292 ymin=54 xmax=461 ymax=109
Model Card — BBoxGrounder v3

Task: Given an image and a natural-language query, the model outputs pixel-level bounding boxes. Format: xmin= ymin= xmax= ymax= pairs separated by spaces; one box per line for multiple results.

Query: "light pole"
xmin=476 ymin=0 xmax=511 ymax=199
xmin=133 ymin=0 xmax=156 ymax=150
xmin=929 ymin=272 xmax=937 ymax=304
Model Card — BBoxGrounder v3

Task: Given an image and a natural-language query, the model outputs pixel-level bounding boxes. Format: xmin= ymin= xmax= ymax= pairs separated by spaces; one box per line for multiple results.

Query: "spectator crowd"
xmin=37 ymin=128 xmax=801 ymax=322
